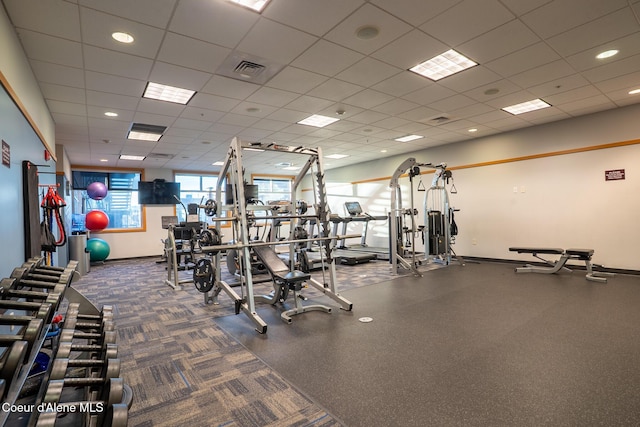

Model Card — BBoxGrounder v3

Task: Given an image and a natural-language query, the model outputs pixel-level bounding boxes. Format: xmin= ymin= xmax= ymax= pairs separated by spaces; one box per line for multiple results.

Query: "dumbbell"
xmin=67 ymin=305 xmax=114 ymax=325
xmin=49 ymin=356 xmax=121 ymax=382
xmin=11 ymin=270 xmax=73 ymax=292
xmin=0 ymin=300 xmax=53 ymax=322
xmin=0 ymin=317 xmax=44 ymax=355
xmin=37 ymin=378 xmax=128 ymax=427
xmin=56 ymin=341 xmax=118 ymax=360
xmin=1 ymin=278 xmax=64 ymax=307
xmin=59 ymin=328 xmax=117 ymax=346
xmin=0 ymin=341 xmax=28 ymax=399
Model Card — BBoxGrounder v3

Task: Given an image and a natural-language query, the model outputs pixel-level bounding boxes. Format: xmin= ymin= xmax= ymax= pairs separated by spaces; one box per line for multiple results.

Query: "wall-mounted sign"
xmin=2 ymin=140 xmax=9 ymax=168
xmin=604 ymin=169 xmax=625 ymax=181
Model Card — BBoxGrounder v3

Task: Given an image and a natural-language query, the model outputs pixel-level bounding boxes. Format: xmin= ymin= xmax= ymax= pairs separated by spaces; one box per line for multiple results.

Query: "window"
xmin=71 ymin=170 xmax=143 ymax=231
xmin=175 ymin=173 xmax=220 ymax=222
xmin=252 ymin=176 xmax=293 ymax=204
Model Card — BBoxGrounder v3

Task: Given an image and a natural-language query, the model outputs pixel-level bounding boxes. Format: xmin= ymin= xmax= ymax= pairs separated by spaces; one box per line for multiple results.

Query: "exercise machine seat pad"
xmin=565 ymin=248 xmax=594 ymax=259
xmin=252 ymin=245 xmax=310 ymax=283
xmin=509 ymin=247 xmax=564 ymax=255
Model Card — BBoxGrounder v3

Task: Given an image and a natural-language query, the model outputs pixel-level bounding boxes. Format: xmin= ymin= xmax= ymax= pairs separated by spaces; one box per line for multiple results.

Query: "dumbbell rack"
xmin=0 ymin=257 xmax=131 ymax=427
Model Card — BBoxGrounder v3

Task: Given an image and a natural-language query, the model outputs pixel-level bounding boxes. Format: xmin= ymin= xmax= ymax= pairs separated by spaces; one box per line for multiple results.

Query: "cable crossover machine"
xmin=185 ymin=137 xmax=353 ymax=334
xmin=390 ymin=158 xmax=463 ymax=276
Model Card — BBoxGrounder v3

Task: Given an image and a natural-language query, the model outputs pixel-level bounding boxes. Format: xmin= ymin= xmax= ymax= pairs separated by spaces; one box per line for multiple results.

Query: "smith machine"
xmin=187 ymin=137 xmax=353 ymax=334
xmin=390 ymin=158 xmax=462 ymax=276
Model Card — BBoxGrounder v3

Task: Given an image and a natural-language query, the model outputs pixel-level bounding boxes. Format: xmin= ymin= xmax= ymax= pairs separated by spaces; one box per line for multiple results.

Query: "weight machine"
xmin=194 ymin=137 xmax=353 ymax=334
xmin=423 ymin=162 xmax=464 ymax=267
xmin=389 ymin=158 xmax=461 ymax=276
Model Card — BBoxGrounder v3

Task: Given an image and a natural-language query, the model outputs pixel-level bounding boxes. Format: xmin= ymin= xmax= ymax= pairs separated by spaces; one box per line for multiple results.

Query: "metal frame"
xmin=203 ymin=137 xmax=352 ymax=333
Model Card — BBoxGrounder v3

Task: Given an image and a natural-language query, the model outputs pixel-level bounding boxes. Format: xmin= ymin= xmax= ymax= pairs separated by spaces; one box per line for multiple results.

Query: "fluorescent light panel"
xmin=395 ymin=134 xmax=423 ymax=142
xmin=325 ymin=154 xmax=348 ymax=159
xmin=143 ymin=82 xmax=196 ymax=105
xmin=127 ymin=131 xmax=162 ymax=141
xmin=120 ymin=154 xmax=145 ymax=161
xmin=502 ymin=99 xmax=551 ymax=115
xmin=229 ymin=0 xmax=270 ymax=12
xmin=298 ymin=114 xmax=340 ymax=128
xmin=410 ymin=49 xmax=477 ymax=81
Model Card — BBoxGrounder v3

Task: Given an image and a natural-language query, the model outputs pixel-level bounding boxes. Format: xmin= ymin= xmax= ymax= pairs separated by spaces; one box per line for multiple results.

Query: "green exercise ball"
xmin=86 ymin=238 xmax=110 ymax=262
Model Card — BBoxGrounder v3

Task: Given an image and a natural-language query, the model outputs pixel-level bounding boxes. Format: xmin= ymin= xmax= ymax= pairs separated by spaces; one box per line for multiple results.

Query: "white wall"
xmin=307 ymin=103 xmax=640 ymax=271
xmin=0 ymin=5 xmax=55 ymax=155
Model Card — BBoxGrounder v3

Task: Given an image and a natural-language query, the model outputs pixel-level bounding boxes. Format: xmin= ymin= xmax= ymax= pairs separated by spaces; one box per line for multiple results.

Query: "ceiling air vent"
xmin=234 ymin=60 xmax=266 ymax=78
xmin=216 ymin=51 xmax=284 ymax=85
xmin=423 ymin=114 xmax=458 ymax=126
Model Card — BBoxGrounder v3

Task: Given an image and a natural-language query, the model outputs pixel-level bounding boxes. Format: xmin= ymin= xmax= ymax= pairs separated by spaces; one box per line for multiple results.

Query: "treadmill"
xmin=329 ymin=214 xmax=376 ymax=265
xmin=339 ymin=201 xmax=390 ymax=261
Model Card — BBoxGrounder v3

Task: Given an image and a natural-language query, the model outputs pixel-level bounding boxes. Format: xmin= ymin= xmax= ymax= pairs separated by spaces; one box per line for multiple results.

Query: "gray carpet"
xmin=215 ymin=262 xmax=640 ymax=427
xmin=70 ymin=255 xmax=400 ymax=426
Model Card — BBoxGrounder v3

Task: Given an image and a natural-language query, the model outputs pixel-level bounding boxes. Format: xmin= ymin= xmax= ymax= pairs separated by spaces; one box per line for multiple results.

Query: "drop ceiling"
xmin=3 ymin=0 xmax=640 ymax=174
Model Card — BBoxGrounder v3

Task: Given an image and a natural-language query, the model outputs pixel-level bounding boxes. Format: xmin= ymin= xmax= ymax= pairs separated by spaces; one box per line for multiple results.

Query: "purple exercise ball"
xmin=87 ymin=182 xmax=108 ymax=200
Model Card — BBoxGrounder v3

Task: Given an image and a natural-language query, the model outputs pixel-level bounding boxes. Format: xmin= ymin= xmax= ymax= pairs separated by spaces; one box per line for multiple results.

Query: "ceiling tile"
xmin=157 ymin=33 xmax=231 ymax=73
xmin=5 ymin=0 xmax=80 ymax=40
xmin=169 ymin=0 xmax=258 ymax=48
xmin=265 ymin=66 xmax=328 ymax=93
xmin=335 ymin=57 xmax=401 ymax=87
xmin=237 ymin=18 xmax=318 ymax=65
xmin=421 ymin=0 xmax=514 ymax=46
xmin=520 ymin=0 xmax=628 ymax=39
xmin=79 ymin=7 xmax=164 ymax=58
xmin=16 ymin=29 xmax=83 ymax=68
xmin=83 ymin=45 xmax=153 ymax=80
xmin=307 ymin=79 xmax=365 ymax=102
xmin=78 ymin=0 xmax=176 ymax=28
xmin=370 ymin=0 xmax=463 ymax=27
xmin=263 ymin=0 xmax=363 ymax=37
xmin=372 ymin=30 xmax=447 ymax=70
xmin=324 ymin=3 xmax=412 ymax=55
xmin=484 ymin=42 xmax=560 ymax=77
xmin=291 ymin=40 xmax=364 ymax=77
xmin=458 ymin=20 xmax=540 ymax=64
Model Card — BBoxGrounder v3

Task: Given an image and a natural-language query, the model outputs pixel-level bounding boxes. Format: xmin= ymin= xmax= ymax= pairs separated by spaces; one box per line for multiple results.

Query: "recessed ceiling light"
xmin=325 ymin=154 xmax=348 ymax=159
xmin=596 ymin=49 xmax=618 ymax=59
xmin=381 ymin=149 xmax=387 ymax=153
xmin=298 ymin=114 xmax=340 ymax=128
xmin=104 ymin=111 xmax=118 ymax=117
xmin=212 ymin=161 xmax=224 ymax=166
xmin=112 ymin=32 xmax=134 ymax=44
xmin=282 ymin=166 xmax=301 ymax=171
xmin=143 ymin=82 xmax=196 ymax=105
xmin=484 ymin=88 xmax=500 ymax=96
xmin=468 ymin=128 xmax=478 ymax=133
xmin=243 ymin=147 xmax=265 ymax=152
xmin=409 ymin=49 xmax=477 ymax=81
xmin=502 ymin=99 xmax=551 ymax=115
xmin=628 ymin=88 xmax=640 ymax=95
xmin=99 ymin=159 xmax=108 ymax=162
xmin=395 ymin=134 xmax=423 ymax=142
xmin=229 ymin=0 xmax=270 ymax=12
xmin=120 ymin=154 xmax=145 ymax=161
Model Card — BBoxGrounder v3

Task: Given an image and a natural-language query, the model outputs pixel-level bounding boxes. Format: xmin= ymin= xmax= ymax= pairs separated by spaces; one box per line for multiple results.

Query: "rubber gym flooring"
xmin=72 ymin=256 xmax=640 ymax=426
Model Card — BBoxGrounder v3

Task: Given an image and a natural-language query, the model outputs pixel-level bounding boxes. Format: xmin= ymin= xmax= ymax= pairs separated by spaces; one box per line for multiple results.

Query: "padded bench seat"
xmin=509 ymin=246 xmax=613 ymax=283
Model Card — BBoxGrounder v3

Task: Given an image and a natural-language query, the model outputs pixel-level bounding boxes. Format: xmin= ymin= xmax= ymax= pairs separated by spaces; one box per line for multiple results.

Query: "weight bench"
xmin=252 ymin=245 xmax=332 ymax=323
xmin=509 ymin=247 xmax=614 ymax=283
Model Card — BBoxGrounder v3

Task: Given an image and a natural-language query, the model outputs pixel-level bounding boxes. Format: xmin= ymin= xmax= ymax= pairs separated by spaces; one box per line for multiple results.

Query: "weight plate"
xmin=193 ymin=258 xmax=214 ymax=293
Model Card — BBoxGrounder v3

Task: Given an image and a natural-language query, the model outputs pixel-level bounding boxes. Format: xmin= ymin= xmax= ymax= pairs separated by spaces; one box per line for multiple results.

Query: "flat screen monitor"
xmin=225 ymin=184 xmax=258 ymax=204
xmin=138 ymin=180 xmax=181 ymax=205
xmin=345 ymin=201 xmax=363 ymax=216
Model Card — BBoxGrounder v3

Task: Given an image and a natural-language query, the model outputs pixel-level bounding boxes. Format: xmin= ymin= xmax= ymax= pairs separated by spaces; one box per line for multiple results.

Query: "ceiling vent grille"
xmin=424 ymin=114 xmax=458 ymax=125
xmin=216 ymin=51 xmax=284 ymax=85
xmin=234 ymin=60 xmax=266 ymax=77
